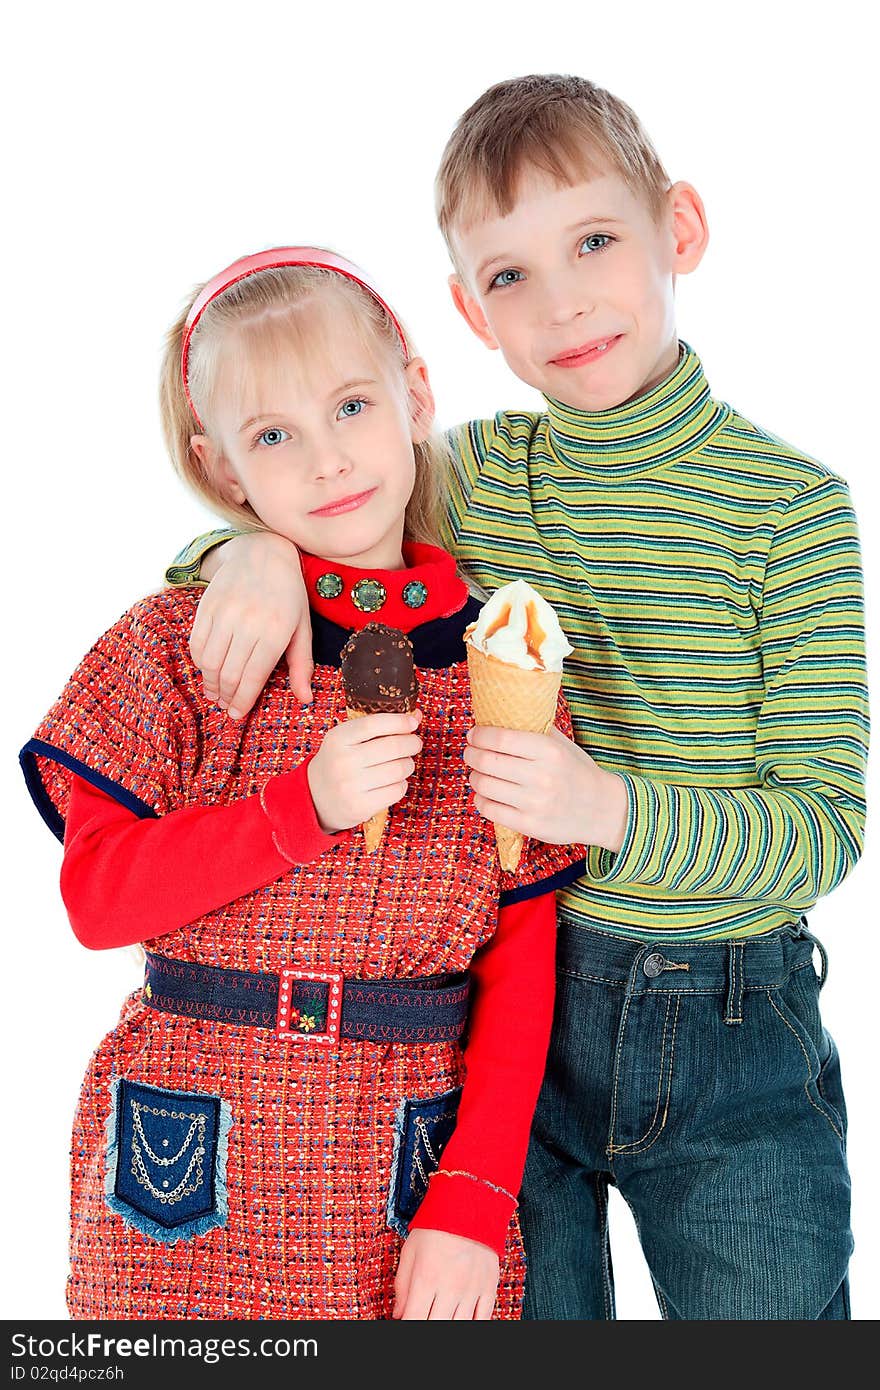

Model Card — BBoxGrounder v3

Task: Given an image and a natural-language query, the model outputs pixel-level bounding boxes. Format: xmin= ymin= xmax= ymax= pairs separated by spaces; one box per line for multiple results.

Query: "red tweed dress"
xmin=21 ymin=544 xmax=584 ymax=1319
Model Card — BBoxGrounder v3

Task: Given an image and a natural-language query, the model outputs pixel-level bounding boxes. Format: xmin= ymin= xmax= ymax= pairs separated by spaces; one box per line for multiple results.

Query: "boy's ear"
xmin=666 ymin=181 xmax=709 ymax=275
xmin=403 ymin=357 xmax=436 ymax=443
xmin=448 ymin=275 xmax=500 ymax=351
xmin=190 ymin=435 xmax=247 ymax=507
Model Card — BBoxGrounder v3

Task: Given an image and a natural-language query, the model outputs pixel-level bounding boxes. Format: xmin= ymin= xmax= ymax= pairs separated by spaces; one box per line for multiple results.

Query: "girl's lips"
xmin=549 ymin=334 xmax=622 ymax=368
xmin=310 ymin=487 xmax=377 ymax=518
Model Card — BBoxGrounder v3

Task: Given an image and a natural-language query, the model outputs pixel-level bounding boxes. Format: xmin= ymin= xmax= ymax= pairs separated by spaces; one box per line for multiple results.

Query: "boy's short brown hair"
xmin=436 ymin=73 xmax=670 ymax=255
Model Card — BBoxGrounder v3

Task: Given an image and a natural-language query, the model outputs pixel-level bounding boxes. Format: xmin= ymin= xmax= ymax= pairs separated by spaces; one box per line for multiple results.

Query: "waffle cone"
xmin=345 ymin=706 xmax=390 ymax=853
xmin=465 ymin=638 xmax=562 ymax=871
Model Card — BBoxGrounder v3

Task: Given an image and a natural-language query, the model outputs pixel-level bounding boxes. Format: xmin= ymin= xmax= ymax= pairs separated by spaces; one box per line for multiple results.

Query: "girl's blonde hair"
xmin=159 ymin=263 xmax=448 ymax=547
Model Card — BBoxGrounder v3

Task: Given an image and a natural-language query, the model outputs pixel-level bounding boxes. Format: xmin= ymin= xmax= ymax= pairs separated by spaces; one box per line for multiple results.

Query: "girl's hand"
xmin=307 ymin=710 xmax=423 ymax=834
xmin=190 ymin=532 xmax=313 ymax=717
xmin=392 ymin=1228 xmax=500 ymax=1320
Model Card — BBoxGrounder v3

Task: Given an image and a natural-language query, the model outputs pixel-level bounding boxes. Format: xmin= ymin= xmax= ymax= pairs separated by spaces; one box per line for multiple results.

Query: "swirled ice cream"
xmin=464 ymin=580 xmax=573 ymax=871
xmin=465 ymin=579 xmax=573 ymax=672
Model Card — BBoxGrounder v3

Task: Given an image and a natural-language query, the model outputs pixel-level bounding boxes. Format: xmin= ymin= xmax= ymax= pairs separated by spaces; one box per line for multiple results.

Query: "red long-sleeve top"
xmin=61 ymin=765 xmax=556 ymax=1257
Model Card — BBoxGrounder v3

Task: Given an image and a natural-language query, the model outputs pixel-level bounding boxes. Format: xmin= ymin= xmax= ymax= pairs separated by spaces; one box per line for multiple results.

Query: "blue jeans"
xmin=519 ymin=917 xmax=852 ymax=1320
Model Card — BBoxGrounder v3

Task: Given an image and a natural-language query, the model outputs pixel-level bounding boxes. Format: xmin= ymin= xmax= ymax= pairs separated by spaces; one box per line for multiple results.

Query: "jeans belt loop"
xmin=814 ymin=937 xmax=829 ymax=989
xmin=724 ymin=941 xmax=745 ymax=1026
xmin=798 ymin=921 xmax=829 ymax=989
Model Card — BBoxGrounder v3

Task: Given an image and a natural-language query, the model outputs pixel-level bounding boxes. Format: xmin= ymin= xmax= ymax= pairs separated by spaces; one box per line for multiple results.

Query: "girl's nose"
xmin=311 ymin=444 xmax=354 ymax=482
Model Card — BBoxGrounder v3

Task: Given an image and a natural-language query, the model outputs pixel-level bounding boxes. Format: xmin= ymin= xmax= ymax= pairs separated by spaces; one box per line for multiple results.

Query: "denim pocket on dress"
xmin=104 ymin=1077 xmax=232 ymax=1243
xmin=386 ymin=1085 xmax=462 ymax=1238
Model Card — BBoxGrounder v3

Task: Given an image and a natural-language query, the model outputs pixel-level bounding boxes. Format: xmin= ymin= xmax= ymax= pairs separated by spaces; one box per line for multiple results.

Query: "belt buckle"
xmin=276 ymin=968 xmax=343 ymax=1045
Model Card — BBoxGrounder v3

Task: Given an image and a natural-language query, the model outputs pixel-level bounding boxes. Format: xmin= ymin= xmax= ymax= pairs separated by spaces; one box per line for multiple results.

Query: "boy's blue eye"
xmin=257 ymin=427 xmax=290 ymax=447
xmin=337 ymin=398 xmax=366 ymax=419
xmin=579 ymin=233 xmax=612 ymax=255
xmin=488 ymin=268 xmax=525 ymax=290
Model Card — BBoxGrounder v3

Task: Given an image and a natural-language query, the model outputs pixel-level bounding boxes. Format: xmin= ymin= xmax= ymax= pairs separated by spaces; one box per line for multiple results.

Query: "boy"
xmin=162 ymin=75 xmax=868 ymax=1319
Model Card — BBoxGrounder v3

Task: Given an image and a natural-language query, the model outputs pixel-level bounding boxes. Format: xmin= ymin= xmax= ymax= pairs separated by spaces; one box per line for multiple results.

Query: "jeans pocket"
xmin=765 ymin=969 xmax=846 ymax=1141
xmin=386 ymin=1085 xmax=462 ymax=1237
xmin=105 ymin=1077 xmax=232 ymax=1243
xmin=815 ymin=1031 xmax=848 ymax=1138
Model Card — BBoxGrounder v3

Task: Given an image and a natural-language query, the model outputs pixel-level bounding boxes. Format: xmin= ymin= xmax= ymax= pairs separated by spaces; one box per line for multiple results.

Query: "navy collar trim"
xmin=310 ymin=595 xmax=482 ymax=670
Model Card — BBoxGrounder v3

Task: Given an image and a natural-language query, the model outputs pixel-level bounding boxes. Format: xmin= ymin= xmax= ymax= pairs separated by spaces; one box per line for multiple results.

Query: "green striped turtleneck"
xmin=442 ymin=342 xmax=868 ymax=941
xmin=167 ymin=343 xmax=868 ymax=943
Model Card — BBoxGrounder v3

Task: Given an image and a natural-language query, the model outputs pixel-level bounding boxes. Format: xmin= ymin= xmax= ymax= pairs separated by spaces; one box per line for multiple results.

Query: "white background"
xmin=4 ymin=0 xmax=877 ymax=1320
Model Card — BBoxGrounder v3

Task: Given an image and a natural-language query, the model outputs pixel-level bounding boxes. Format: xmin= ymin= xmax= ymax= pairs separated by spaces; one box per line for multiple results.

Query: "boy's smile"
xmin=547 ymin=334 xmax=624 ymax=369
xmin=449 ymin=169 xmax=707 ymax=413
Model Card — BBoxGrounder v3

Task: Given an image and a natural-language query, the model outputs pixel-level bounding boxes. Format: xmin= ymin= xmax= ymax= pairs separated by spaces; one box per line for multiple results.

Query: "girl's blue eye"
xmin=257 ymin=427 xmax=290 ymax=447
xmin=488 ymin=268 xmax=524 ymax=291
xmin=337 ymin=398 xmax=366 ymax=419
xmin=579 ymin=233 xmax=612 ymax=255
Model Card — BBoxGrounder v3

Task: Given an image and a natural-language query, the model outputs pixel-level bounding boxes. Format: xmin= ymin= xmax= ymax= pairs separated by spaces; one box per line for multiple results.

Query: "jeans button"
xmin=643 ymin=952 xmax=665 ymax=978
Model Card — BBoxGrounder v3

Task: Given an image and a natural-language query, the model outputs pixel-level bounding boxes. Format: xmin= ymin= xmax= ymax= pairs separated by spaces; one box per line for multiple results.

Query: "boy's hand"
xmin=308 ymin=710 xmax=423 ymax=834
xmin=465 ymin=725 xmax=628 ymax=852
xmin=189 ymin=533 xmax=313 ymax=717
xmin=392 ymin=1228 xmax=499 ymax=1320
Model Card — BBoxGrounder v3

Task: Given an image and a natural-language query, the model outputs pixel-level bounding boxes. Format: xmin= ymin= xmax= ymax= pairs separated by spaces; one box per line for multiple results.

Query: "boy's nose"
xmin=543 ymin=294 xmax=592 ymax=328
xmin=539 ymin=273 xmax=595 ymax=328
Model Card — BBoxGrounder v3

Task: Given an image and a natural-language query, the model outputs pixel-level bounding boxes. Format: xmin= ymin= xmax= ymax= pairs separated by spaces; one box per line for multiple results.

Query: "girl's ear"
xmin=190 ymin=434 xmax=247 ymax=506
xmin=402 ymin=357 xmax=436 ymax=443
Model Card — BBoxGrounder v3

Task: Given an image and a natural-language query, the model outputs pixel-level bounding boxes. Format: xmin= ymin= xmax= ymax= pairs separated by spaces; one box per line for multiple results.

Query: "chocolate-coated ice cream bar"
xmin=340 ymin=623 xmax=419 ymax=713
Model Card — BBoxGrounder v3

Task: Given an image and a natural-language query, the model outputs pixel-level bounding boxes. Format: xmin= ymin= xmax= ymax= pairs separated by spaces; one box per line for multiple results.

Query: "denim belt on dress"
xmin=142 ymin=952 xmax=470 ymax=1046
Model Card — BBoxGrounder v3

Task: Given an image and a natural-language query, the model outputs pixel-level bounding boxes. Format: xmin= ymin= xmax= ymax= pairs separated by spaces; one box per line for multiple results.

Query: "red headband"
xmin=181 ymin=246 xmax=410 ymax=429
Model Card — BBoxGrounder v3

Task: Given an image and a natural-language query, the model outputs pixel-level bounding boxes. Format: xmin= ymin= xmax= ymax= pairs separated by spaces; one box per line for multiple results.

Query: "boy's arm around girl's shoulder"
xmin=164 ymin=527 xmax=245 ymax=587
xmin=587 ymin=472 xmax=869 ymax=914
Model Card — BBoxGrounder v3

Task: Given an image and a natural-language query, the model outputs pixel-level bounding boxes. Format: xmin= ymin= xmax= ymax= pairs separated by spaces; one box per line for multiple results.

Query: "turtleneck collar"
xmin=544 ymin=341 xmax=730 ymax=479
xmin=299 ymin=540 xmax=469 ymax=633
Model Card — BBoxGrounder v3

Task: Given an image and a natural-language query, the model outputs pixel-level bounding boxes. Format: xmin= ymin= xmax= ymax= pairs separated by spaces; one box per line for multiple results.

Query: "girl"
xmin=20 ymin=247 xmax=584 ymax=1320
